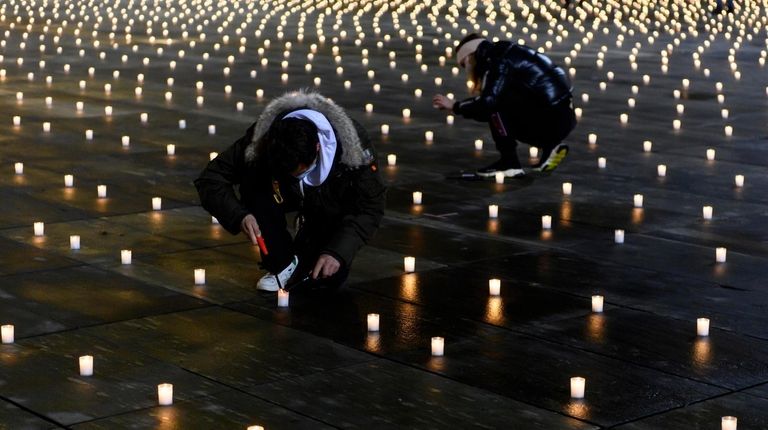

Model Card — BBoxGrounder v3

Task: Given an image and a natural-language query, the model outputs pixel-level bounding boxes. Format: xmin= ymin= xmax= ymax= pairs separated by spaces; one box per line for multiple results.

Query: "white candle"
xmin=166 ymin=144 xmax=175 ymax=155
xmin=33 ymin=222 xmax=44 ymax=236
xmin=614 ymin=229 xmax=625 ymax=244
xmin=208 ymin=125 xmax=216 ymax=135
xmin=387 ymin=154 xmax=396 ymax=166
xmin=541 ymin=215 xmax=552 ymax=230
xmin=64 ymin=174 xmax=74 ymax=187
xmin=570 ymin=377 xmax=586 ymax=399
xmin=488 ymin=204 xmax=499 ymax=219
xmin=721 ymin=416 xmax=737 ymax=430
xmin=247 ymin=427 xmax=265 ymax=430
xmin=194 ymin=269 xmax=206 ymax=285
xmin=178 ymin=119 xmax=186 ymax=129
xmin=365 ymin=103 xmax=373 ymax=113
xmin=446 ymin=115 xmax=454 ymax=125
xmin=703 ymin=206 xmax=713 ymax=220
xmin=588 ymin=133 xmax=597 ymax=145
xmin=404 ymin=256 xmax=416 ymax=273
xmin=424 ymin=130 xmax=433 ymax=141
xmin=598 ymin=157 xmax=607 ymax=169
xmin=1 ymin=325 xmax=14 ymax=344
xmin=121 ymin=136 xmax=130 ymax=147
xmin=716 ymin=247 xmax=727 ymax=263
xmin=734 ymin=175 xmax=744 ymax=187
xmin=402 ymin=108 xmax=411 ymax=119
xmin=70 ymin=235 xmax=81 ymax=250
xmin=562 ymin=182 xmax=572 ymax=196
xmin=619 ymin=113 xmax=628 ymax=124
xmin=236 ymin=101 xmax=244 ymax=111
xmin=105 ymin=106 xmax=113 ymax=116
xmin=724 ymin=125 xmax=733 ymax=137
xmin=277 ymin=289 xmax=290 ymax=307
xmin=79 ymin=355 xmax=93 ymax=376
xmin=495 ymin=172 xmax=505 ymax=184
xmin=412 ymin=191 xmax=422 ymax=205
xmin=657 ymin=165 xmax=667 ymax=177
xmin=121 ymin=250 xmax=132 ymax=265
xmin=592 ymin=295 xmax=604 ymax=313
xmin=489 ymin=279 xmax=501 ymax=296
xmin=706 ymin=149 xmax=716 ymax=161
xmin=209 ymin=152 xmax=218 ymax=161
xmin=157 ymin=383 xmax=173 ymax=406
xmin=12 ymin=116 xmax=21 ymax=126
xmin=43 ymin=122 xmax=51 ymax=133
xmin=431 ymin=337 xmax=445 ymax=356
xmin=76 ymin=101 xmax=84 ymax=112
xmin=529 ymin=147 xmax=539 ymax=158
xmin=85 ymin=130 xmax=94 ymax=140
xmin=381 ymin=124 xmax=389 ymax=135
xmin=633 ymin=194 xmax=644 ymax=208
xmin=643 ymin=140 xmax=652 ymax=152
xmin=673 ymin=119 xmax=681 ymax=130
xmin=140 ymin=113 xmax=148 ymax=124
xmin=152 ymin=197 xmax=162 ymax=211
xmin=697 ymin=318 xmax=710 ymax=336
xmin=474 ymin=139 xmax=483 ymax=150
xmin=367 ymin=313 xmax=380 ymax=332
xmin=721 ymin=109 xmax=729 ymax=119
xmin=97 ymin=185 xmax=107 ymax=198
xmin=676 ymin=104 xmax=685 ymax=114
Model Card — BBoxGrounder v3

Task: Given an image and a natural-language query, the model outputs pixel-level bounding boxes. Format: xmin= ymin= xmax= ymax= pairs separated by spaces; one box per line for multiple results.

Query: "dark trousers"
xmin=489 ymin=98 xmax=576 ymax=166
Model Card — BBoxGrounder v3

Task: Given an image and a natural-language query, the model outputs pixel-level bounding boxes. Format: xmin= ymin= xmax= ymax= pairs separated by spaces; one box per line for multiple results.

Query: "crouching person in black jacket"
xmin=195 ymin=90 xmax=386 ymax=291
xmin=433 ymin=33 xmax=577 ymax=178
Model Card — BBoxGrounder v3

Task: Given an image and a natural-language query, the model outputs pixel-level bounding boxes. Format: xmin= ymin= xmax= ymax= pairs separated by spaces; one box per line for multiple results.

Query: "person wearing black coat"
xmin=194 ymin=90 xmax=386 ymax=291
xmin=433 ymin=33 xmax=576 ymax=178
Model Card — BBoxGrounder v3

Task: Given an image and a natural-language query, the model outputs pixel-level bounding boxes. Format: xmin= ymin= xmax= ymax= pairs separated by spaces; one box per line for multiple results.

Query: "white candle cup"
xmin=541 ymin=215 xmax=553 ymax=230
xmin=381 ymin=124 xmax=389 ymax=135
xmin=247 ymin=427 xmax=265 ymax=430
xmin=209 ymin=152 xmax=218 ymax=161
xmin=178 ymin=119 xmax=186 ymax=129
xmin=121 ymin=250 xmax=132 ymax=265
xmin=562 ymin=182 xmax=573 ymax=196
xmin=152 ymin=197 xmax=162 ymax=211
xmin=614 ymin=229 xmax=625 ymax=244
xmin=194 ymin=269 xmax=206 ymax=285
xmin=598 ymin=157 xmax=607 ymax=169
xmin=488 ymin=204 xmax=499 ymax=219
xmin=734 ymin=175 xmax=744 ymax=187
xmin=208 ymin=125 xmax=216 ymax=135
xmin=34 ymin=222 xmax=44 ymax=237
xmin=43 ymin=122 xmax=51 ymax=133
xmin=592 ymin=295 xmax=604 ymax=313
xmin=588 ymin=133 xmax=597 ymax=145
xmin=367 ymin=313 xmax=380 ymax=332
xmin=277 ymin=289 xmax=290 ymax=307
xmin=570 ymin=377 xmax=586 ymax=399
xmin=12 ymin=116 xmax=21 ymax=126
xmin=431 ymin=337 xmax=445 ymax=357
xmin=721 ymin=109 xmax=729 ymax=119
xmin=489 ymin=279 xmax=501 ymax=296
xmin=387 ymin=154 xmax=396 ymax=166
xmin=446 ymin=115 xmax=454 ymax=125
xmin=706 ymin=149 xmax=716 ymax=161
xmin=643 ymin=141 xmax=652 ymax=152
xmin=495 ymin=172 xmax=505 ymax=184
xmin=676 ymin=104 xmax=685 ymax=114
xmin=140 ymin=113 xmax=148 ymax=124
xmin=105 ymin=106 xmax=113 ymax=116
xmin=721 ymin=416 xmax=738 ymax=430
xmin=474 ymin=139 xmax=483 ymax=150
xmin=703 ymin=206 xmax=713 ymax=220
xmin=70 ymin=235 xmax=81 ymax=250
xmin=97 ymin=185 xmax=107 ymax=198
xmin=365 ymin=103 xmax=373 ymax=113
xmin=716 ymin=247 xmax=727 ymax=263
xmin=1 ymin=325 xmax=14 ymax=344
xmin=85 ymin=130 xmax=94 ymax=140
xmin=121 ymin=136 xmax=130 ymax=147
xmin=619 ymin=113 xmax=628 ymax=124
xmin=166 ymin=144 xmax=175 ymax=155
xmin=157 ymin=383 xmax=173 ymax=406
xmin=657 ymin=165 xmax=667 ymax=177
xmin=424 ymin=131 xmax=433 ymax=141
xmin=529 ymin=147 xmax=539 ymax=158
xmin=79 ymin=355 xmax=93 ymax=376
xmin=724 ymin=126 xmax=733 ymax=137
xmin=212 ymin=216 xmax=219 ymax=225
xmin=64 ymin=174 xmax=74 ymax=187
xmin=633 ymin=194 xmax=644 ymax=208
xmin=673 ymin=119 xmax=681 ymax=130
xmin=697 ymin=318 xmax=710 ymax=336
xmin=402 ymin=109 xmax=411 ymax=119
xmin=412 ymin=191 xmax=423 ymax=205
xmin=404 ymin=256 xmax=416 ymax=273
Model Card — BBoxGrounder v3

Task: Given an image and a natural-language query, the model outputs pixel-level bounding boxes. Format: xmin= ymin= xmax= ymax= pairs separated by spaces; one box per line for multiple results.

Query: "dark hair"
xmin=456 ymin=33 xmax=483 ymax=51
xmin=265 ymin=117 xmax=318 ymax=175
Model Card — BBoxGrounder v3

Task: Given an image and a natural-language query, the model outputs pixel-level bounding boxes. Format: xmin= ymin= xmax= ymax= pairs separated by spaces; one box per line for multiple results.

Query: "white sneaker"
xmin=257 ymin=256 xmax=299 ymax=291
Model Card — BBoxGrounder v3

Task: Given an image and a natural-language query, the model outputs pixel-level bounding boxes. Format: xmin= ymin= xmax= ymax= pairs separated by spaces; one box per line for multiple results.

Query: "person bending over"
xmin=433 ymin=33 xmax=577 ymax=178
xmin=195 ymin=90 xmax=386 ymax=291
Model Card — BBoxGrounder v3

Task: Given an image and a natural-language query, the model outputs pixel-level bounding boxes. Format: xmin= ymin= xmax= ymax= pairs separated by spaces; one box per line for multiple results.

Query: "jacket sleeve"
xmin=452 ymin=61 xmax=511 ymax=121
xmin=193 ymin=132 xmax=252 ymax=235
xmin=322 ymin=165 xmax=386 ymax=268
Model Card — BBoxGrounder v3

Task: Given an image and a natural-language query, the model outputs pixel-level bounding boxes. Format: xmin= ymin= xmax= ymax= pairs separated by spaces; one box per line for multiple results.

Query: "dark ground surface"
xmin=1 ymin=0 xmax=767 ymax=428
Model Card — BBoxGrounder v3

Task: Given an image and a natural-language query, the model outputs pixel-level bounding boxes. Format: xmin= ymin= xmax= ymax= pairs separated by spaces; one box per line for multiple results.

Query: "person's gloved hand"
xmin=312 ymin=254 xmax=340 ymax=279
xmin=240 ymin=214 xmax=261 ymax=245
xmin=432 ymin=94 xmax=453 ymax=111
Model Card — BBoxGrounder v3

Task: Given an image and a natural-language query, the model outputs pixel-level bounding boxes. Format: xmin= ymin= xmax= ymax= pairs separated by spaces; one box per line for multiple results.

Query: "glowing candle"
xmin=367 ymin=313 xmax=380 ymax=332
xmin=43 ymin=122 xmax=51 ymax=133
xmin=676 ymin=104 xmax=684 ymax=114
xmin=208 ymin=125 xmax=216 ymax=135
xmin=716 ymin=247 xmax=727 ymax=263
xmin=210 ymin=152 xmax=218 ymax=161
xmin=643 ymin=141 xmax=652 ymax=152
xmin=529 ymin=147 xmax=539 ymax=158
xmin=721 ymin=416 xmax=737 ymax=430
xmin=598 ymin=157 xmax=607 ymax=168
xmin=657 ymin=165 xmax=667 ymax=177
xmin=703 ymin=206 xmax=713 ymax=220
xmin=721 ymin=109 xmax=729 ymax=119
xmin=431 ymin=337 xmax=445 ymax=356
xmin=404 ymin=257 xmax=416 ymax=273
xmin=105 ymin=106 xmax=113 ymax=116
xmin=424 ymin=131 xmax=433 ymax=141
xmin=633 ymin=194 xmax=644 ymax=208
xmin=121 ymin=250 xmax=132 ymax=265
xmin=381 ymin=124 xmax=389 ymax=135
xmin=194 ymin=269 xmax=205 ymax=285
xmin=402 ymin=108 xmax=411 ymax=119
xmin=12 ymin=116 xmax=20 ymax=126
xmin=121 ymin=136 xmax=130 ymax=147
xmin=62 ymin=174 xmax=73 ymax=187
xmin=166 ymin=144 xmax=175 ymax=155
xmin=697 ymin=318 xmax=710 ymax=336
xmin=151 ymin=197 xmax=162 ymax=211
xmin=1 ymin=325 xmax=14 ymax=344
xmin=541 ymin=215 xmax=552 ymax=230
xmin=488 ymin=204 xmax=499 ymax=219
xmin=140 ymin=113 xmax=148 ymax=123
xmin=724 ymin=125 xmax=733 ymax=137
xmin=412 ymin=191 xmax=422 ymax=205
xmin=34 ymin=222 xmax=44 ymax=236
xmin=236 ymin=102 xmax=244 ymax=111
xmin=277 ymin=289 xmax=290 ymax=307
xmin=619 ymin=113 xmax=628 ymax=124
xmin=592 ymin=295 xmax=604 ymax=313
xmin=614 ymin=229 xmax=625 ymax=244
xmin=570 ymin=377 xmax=586 ymax=399
xmin=70 ymin=235 xmax=81 ymax=250
xmin=734 ymin=175 xmax=744 ymax=187
xmin=178 ymin=119 xmax=186 ymax=129
xmin=76 ymin=101 xmax=84 ymax=112
xmin=474 ymin=139 xmax=483 ymax=150
xmin=673 ymin=119 xmax=681 ymax=130
xmin=387 ymin=154 xmax=396 ymax=166
xmin=97 ymin=185 xmax=107 ymax=198
xmin=365 ymin=103 xmax=373 ymax=113
xmin=79 ymin=355 xmax=93 ymax=376
xmin=247 ymin=427 xmax=265 ymax=430
xmin=495 ymin=172 xmax=505 ymax=184
xmin=562 ymin=182 xmax=572 ymax=196
xmin=446 ymin=115 xmax=454 ymax=125
xmin=157 ymin=383 xmax=173 ymax=406
xmin=489 ymin=279 xmax=501 ymax=296
xmin=86 ymin=130 xmax=94 ymax=140
xmin=588 ymin=133 xmax=597 ymax=145
xmin=706 ymin=149 xmax=715 ymax=161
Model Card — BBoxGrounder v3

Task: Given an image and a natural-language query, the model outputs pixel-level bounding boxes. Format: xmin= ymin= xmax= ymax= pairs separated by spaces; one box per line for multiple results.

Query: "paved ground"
xmin=1 ymin=0 xmax=768 ymax=428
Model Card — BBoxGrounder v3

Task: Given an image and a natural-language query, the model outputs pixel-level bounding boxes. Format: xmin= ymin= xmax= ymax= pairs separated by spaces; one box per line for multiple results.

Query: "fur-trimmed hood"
xmin=245 ymin=90 xmax=366 ymax=166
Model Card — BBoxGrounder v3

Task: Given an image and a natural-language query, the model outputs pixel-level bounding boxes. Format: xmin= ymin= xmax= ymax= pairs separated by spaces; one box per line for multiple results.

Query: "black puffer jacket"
xmin=194 ymin=91 xmax=386 ymax=267
xmin=453 ymin=40 xmax=572 ymax=121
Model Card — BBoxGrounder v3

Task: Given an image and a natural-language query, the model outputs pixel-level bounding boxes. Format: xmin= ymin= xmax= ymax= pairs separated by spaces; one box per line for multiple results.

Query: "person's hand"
xmin=432 ymin=94 xmax=453 ymax=111
xmin=240 ymin=214 xmax=261 ymax=245
xmin=312 ymin=254 xmax=340 ymax=279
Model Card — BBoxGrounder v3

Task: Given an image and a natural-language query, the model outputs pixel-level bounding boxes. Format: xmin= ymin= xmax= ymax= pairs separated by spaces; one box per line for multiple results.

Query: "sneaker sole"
xmin=538 ymin=146 xmax=569 ymax=172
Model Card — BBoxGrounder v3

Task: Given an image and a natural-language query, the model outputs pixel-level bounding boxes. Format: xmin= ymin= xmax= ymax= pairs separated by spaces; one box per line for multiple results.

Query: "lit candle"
xmin=424 ymin=130 xmax=433 ymax=141
xmin=588 ymin=133 xmax=597 ymax=145
xmin=721 ymin=416 xmax=737 ymax=430
xmin=495 ymin=172 xmax=505 ymax=184
xmin=706 ymin=149 xmax=715 ymax=161
xmin=633 ymin=194 xmax=644 ymax=208
xmin=387 ymin=154 xmax=396 ymax=166
xmin=488 ymin=279 xmax=501 ymax=296
xmin=381 ymin=124 xmax=389 ymax=135
xmin=734 ymin=175 xmax=744 ymax=188
xmin=209 ymin=152 xmax=218 ymax=161
xmin=70 ymin=235 xmax=81 ymax=250
xmin=277 ymin=289 xmax=290 ymax=307
xmin=178 ymin=119 xmax=186 ymax=129
xmin=157 ymin=383 xmax=173 ymax=406
xmin=12 ymin=116 xmax=21 ymax=126
xmin=676 ymin=104 xmax=684 ymax=114
xmin=34 ymin=222 xmax=44 ymax=236
xmin=167 ymin=144 xmax=175 ymax=155
xmin=541 ymin=215 xmax=552 ymax=230
xmin=208 ymin=125 xmax=216 ymax=135
xmin=619 ymin=113 xmax=628 ymax=124
xmin=121 ymin=136 xmax=130 ymax=147
xmin=247 ymin=427 xmax=265 ymax=430
xmin=97 ymin=185 xmax=107 ymax=198
xmin=431 ymin=337 xmax=445 ymax=356
xmin=365 ymin=103 xmax=373 ymax=113
xmin=598 ymin=157 xmax=607 ymax=168
xmin=562 ymin=182 xmax=572 ymax=196
xmin=194 ymin=269 xmax=206 ymax=285
xmin=140 ymin=113 xmax=148 ymax=123
xmin=64 ymin=174 xmax=74 ymax=187
xmin=697 ymin=318 xmax=710 ymax=336
xmin=570 ymin=377 xmax=586 ymax=399
xmin=488 ymin=204 xmax=499 ymax=219
xmin=412 ymin=191 xmax=422 ymax=205
xmin=43 ymin=122 xmax=51 ymax=133
xmin=121 ymin=250 xmax=132 ymax=265
xmin=657 ymin=165 xmax=667 ymax=177
xmin=724 ymin=125 xmax=733 ymax=137
xmin=643 ymin=140 xmax=652 ymax=152
xmin=715 ymin=247 xmax=727 ymax=263
xmin=673 ymin=119 xmax=681 ymax=130
xmin=85 ymin=130 xmax=94 ymax=140
xmin=592 ymin=295 xmax=604 ymax=313
xmin=614 ymin=229 xmax=625 ymax=244
xmin=402 ymin=108 xmax=411 ymax=119
xmin=446 ymin=115 xmax=454 ymax=125
xmin=721 ymin=109 xmax=729 ymax=119
xmin=105 ymin=106 xmax=113 ymax=116
xmin=404 ymin=256 xmax=416 ymax=273
xmin=152 ymin=197 xmax=162 ymax=211
xmin=79 ymin=355 xmax=93 ymax=376
xmin=529 ymin=147 xmax=539 ymax=158
xmin=1 ymin=325 xmax=14 ymax=344
xmin=474 ymin=139 xmax=483 ymax=150
xmin=367 ymin=313 xmax=380 ymax=332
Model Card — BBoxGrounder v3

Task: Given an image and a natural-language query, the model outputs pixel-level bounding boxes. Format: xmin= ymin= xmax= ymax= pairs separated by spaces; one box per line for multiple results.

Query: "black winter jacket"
xmin=194 ymin=91 xmax=386 ymax=268
xmin=453 ymin=40 xmax=573 ymax=121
